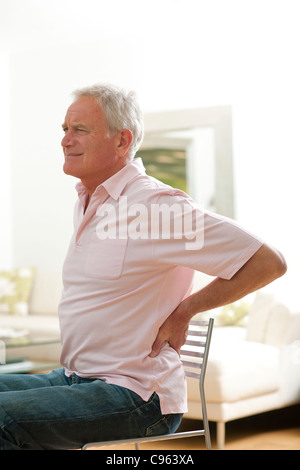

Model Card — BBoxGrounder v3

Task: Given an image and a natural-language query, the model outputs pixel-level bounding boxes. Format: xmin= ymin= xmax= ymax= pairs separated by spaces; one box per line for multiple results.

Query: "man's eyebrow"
xmin=61 ymin=122 xmax=89 ymax=130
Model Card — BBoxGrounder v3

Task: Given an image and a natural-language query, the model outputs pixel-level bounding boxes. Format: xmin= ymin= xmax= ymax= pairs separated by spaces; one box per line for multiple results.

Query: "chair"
xmin=82 ymin=318 xmax=214 ymax=451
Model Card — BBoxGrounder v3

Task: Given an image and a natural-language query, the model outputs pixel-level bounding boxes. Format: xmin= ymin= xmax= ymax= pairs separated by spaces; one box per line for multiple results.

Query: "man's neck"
xmin=81 ymin=160 xmax=130 ymax=201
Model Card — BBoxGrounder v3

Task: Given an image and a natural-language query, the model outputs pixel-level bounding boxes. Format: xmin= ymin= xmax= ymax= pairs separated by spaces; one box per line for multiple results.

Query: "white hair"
xmin=72 ymin=83 xmax=144 ymax=159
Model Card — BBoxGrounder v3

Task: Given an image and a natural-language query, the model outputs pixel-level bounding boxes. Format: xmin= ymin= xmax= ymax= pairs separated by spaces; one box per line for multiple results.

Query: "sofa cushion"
xmin=264 ymin=302 xmax=292 ymax=347
xmin=186 ymin=326 xmax=279 ymax=404
xmin=204 ymin=337 xmax=279 ymax=403
xmin=0 ymin=267 xmax=35 ymax=315
xmin=246 ymin=291 xmax=277 ymax=343
xmin=246 ymin=291 xmax=295 ymax=348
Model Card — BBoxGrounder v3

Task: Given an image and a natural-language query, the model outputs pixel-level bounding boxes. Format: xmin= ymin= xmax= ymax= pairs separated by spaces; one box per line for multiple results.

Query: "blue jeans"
xmin=0 ymin=368 xmax=182 ymax=450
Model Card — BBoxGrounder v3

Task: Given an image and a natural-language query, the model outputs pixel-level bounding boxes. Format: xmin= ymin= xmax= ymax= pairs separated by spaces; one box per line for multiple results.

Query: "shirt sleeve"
xmin=152 ymin=191 xmax=263 ymax=280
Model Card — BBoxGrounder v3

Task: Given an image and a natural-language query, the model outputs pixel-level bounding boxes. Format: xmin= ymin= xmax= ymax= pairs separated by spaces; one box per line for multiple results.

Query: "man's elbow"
xmin=264 ymin=244 xmax=287 ymax=280
xmin=273 ymin=249 xmax=287 ymax=278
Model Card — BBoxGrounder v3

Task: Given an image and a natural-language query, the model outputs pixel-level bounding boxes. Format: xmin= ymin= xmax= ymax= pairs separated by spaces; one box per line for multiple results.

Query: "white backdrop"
xmin=0 ymin=0 xmax=299 ymax=299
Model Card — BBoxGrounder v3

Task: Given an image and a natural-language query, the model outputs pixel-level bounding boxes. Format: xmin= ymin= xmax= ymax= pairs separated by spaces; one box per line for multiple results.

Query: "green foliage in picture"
xmin=136 ymin=148 xmax=187 ymax=192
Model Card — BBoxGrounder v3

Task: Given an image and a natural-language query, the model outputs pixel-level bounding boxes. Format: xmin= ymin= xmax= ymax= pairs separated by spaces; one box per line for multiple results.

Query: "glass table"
xmin=0 ymin=332 xmax=61 ymax=374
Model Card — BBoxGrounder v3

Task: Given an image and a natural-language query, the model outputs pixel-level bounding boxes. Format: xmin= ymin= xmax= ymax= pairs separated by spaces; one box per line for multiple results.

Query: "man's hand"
xmin=149 ymin=304 xmax=190 ymax=358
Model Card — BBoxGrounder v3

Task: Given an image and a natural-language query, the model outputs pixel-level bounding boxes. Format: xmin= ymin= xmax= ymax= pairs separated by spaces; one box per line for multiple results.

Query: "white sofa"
xmin=186 ymin=290 xmax=300 ymax=449
xmin=1 ymin=270 xmax=299 ymax=451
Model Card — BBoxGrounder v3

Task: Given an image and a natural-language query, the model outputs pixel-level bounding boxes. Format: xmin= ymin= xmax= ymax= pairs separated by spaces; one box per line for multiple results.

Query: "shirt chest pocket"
xmin=86 ymin=235 xmax=128 ymax=279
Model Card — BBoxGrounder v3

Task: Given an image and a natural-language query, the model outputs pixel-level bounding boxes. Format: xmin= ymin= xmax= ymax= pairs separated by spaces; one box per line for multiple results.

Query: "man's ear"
xmin=116 ymin=129 xmax=133 ymax=158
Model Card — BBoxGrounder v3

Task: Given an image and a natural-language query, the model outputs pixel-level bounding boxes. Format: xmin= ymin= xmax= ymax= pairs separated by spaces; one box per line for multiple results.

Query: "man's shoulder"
xmin=125 ymin=173 xmax=193 ymax=206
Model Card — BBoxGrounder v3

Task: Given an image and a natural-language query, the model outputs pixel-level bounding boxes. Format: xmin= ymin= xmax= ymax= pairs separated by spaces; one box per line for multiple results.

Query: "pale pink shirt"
xmin=59 ymin=158 xmax=263 ymax=414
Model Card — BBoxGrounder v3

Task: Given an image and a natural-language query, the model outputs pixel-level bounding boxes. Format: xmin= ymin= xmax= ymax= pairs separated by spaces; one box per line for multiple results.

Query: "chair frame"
xmin=82 ymin=318 xmax=214 ymax=451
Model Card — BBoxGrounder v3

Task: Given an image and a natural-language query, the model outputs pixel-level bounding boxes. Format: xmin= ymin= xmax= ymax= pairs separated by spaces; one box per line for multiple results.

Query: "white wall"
xmin=1 ymin=0 xmax=300 ymax=298
xmin=0 ymin=54 xmax=12 ymax=268
xmin=9 ymin=38 xmax=141 ymax=278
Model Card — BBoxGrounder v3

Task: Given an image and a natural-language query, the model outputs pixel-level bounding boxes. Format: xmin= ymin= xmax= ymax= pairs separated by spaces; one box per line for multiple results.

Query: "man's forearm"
xmin=181 ymin=243 xmax=287 ymax=321
xmin=150 ymin=243 xmax=287 ymax=357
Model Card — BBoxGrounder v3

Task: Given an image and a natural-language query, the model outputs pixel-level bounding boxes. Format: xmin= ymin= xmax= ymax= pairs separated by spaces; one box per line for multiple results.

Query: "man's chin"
xmin=63 ymin=163 xmax=80 ymax=178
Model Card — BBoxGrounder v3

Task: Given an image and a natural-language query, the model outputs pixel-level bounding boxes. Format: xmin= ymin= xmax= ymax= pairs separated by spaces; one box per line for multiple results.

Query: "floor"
xmin=86 ymin=404 xmax=300 ymax=451
xmin=217 ymin=405 xmax=300 ymax=450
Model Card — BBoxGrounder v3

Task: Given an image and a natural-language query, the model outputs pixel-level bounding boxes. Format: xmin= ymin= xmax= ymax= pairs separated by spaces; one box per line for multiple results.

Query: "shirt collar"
xmin=75 ymin=157 xmax=146 ymax=201
xmin=102 ymin=157 xmax=146 ymax=200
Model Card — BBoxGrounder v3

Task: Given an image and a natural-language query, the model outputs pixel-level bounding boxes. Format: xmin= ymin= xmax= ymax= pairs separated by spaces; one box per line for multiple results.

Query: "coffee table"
xmin=0 ymin=332 xmax=61 ymax=374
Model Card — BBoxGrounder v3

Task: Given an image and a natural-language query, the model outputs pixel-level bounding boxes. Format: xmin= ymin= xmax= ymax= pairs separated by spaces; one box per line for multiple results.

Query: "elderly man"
xmin=0 ymin=84 xmax=286 ymax=450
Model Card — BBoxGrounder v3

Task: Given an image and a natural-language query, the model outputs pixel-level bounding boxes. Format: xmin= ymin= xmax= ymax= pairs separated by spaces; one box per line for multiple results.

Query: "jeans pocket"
xmin=145 ymin=414 xmax=182 ymax=437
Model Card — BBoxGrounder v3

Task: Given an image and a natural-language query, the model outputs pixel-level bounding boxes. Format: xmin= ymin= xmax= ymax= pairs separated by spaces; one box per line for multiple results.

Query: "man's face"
xmin=61 ymin=96 xmax=122 ymax=192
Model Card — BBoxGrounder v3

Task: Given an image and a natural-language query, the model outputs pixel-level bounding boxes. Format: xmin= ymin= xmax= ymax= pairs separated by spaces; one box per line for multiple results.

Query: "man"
xmin=0 ymin=84 xmax=286 ymax=450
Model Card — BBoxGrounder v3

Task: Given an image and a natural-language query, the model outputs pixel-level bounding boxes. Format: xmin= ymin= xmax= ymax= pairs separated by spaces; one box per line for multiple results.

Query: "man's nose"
xmin=61 ymin=131 xmax=74 ymax=148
